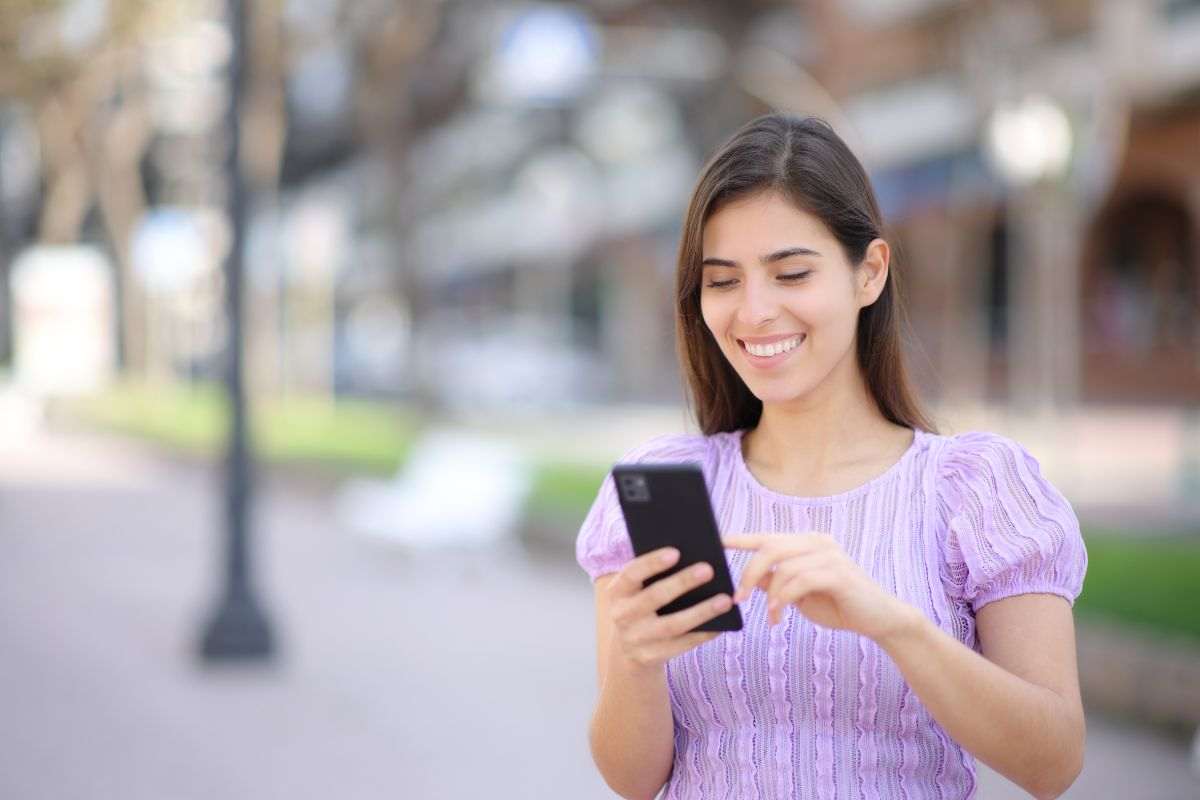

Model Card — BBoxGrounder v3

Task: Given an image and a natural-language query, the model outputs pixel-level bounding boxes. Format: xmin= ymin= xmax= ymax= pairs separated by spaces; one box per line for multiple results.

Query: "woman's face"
xmin=699 ymin=190 xmax=888 ymax=407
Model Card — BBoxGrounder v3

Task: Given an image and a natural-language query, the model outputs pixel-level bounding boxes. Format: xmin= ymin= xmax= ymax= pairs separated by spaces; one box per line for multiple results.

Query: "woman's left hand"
xmin=722 ymin=533 xmax=920 ymax=644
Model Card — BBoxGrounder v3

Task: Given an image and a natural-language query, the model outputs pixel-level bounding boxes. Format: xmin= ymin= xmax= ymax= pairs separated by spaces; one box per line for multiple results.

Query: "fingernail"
xmin=712 ymin=595 xmax=730 ymax=611
xmin=733 ymin=589 xmax=745 ymax=603
xmin=661 ymin=549 xmax=679 ymax=565
xmin=692 ymin=564 xmax=709 ymax=579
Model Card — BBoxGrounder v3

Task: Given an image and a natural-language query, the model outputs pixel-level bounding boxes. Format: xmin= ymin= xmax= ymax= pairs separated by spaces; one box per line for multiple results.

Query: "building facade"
xmin=796 ymin=0 xmax=1200 ymax=407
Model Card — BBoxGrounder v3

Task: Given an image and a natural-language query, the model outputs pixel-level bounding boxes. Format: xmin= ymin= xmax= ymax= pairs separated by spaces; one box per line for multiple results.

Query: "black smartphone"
xmin=611 ymin=463 xmax=742 ymax=633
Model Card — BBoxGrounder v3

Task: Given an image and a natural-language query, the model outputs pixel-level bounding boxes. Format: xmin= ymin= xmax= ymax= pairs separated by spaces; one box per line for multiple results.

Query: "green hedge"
xmin=1075 ymin=532 xmax=1200 ymax=642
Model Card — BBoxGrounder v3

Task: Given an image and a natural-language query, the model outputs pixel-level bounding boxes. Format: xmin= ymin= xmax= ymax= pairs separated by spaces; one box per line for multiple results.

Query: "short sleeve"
xmin=575 ymin=433 xmax=711 ymax=582
xmin=937 ymin=431 xmax=1088 ymax=612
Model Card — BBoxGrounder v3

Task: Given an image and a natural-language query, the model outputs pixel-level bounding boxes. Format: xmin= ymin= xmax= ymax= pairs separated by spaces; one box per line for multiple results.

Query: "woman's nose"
xmin=736 ymin=278 xmax=779 ymax=327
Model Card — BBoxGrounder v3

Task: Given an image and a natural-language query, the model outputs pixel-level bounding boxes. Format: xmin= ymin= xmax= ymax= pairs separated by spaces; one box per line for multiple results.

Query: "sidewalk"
xmin=0 ymin=428 xmax=614 ymax=799
xmin=1 ymin=426 xmax=1197 ymax=798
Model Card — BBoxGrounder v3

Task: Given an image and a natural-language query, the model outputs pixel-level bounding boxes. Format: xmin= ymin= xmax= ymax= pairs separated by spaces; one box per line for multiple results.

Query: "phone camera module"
xmin=618 ymin=473 xmax=651 ymax=503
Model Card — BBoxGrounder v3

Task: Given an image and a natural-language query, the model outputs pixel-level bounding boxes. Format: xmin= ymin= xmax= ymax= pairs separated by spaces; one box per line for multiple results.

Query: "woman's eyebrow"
xmin=701 ymin=246 xmax=822 ymax=268
xmin=763 ymin=246 xmax=821 ymax=262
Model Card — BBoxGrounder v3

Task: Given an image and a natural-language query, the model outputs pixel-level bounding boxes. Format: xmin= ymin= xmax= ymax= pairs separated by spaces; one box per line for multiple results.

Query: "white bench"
xmin=336 ymin=428 xmax=532 ymax=548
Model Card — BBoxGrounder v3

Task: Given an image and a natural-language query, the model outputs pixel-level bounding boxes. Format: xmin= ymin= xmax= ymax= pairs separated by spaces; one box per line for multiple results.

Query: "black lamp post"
xmin=199 ymin=0 xmax=275 ymax=662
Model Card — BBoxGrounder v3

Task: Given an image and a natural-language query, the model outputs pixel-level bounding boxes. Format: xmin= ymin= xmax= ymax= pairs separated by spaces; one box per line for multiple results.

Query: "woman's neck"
xmin=744 ymin=377 xmax=910 ymax=480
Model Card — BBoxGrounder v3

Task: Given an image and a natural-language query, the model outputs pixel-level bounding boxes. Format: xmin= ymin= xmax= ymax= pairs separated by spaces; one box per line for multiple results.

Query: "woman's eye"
xmin=704 ymin=271 xmax=809 ymax=289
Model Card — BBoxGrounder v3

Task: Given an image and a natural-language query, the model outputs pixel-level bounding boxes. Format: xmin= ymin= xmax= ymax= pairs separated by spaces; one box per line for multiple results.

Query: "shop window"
xmin=1084 ymin=194 xmax=1196 ymax=357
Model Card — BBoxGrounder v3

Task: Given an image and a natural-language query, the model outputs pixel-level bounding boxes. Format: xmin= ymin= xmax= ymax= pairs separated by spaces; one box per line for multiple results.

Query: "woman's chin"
xmin=746 ymin=384 xmax=816 ymax=406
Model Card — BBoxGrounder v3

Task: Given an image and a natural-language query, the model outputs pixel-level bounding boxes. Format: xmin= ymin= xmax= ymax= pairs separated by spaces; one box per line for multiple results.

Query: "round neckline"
xmin=730 ymin=427 xmax=926 ymax=504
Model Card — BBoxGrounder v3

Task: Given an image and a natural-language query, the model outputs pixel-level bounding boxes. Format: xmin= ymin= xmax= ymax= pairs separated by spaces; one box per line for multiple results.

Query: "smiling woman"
xmin=578 ymin=114 xmax=1087 ymax=800
xmin=676 ymin=116 xmax=932 ymax=438
xmin=700 ymin=191 xmax=884 ymax=397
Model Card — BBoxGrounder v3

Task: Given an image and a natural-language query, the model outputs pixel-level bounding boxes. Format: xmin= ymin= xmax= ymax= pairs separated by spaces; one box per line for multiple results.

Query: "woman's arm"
xmin=586 ymin=551 xmax=731 ymax=799
xmin=725 ymin=533 xmax=1085 ymax=800
xmin=587 ymin=574 xmax=675 ymax=800
xmin=877 ymin=593 xmax=1085 ymax=800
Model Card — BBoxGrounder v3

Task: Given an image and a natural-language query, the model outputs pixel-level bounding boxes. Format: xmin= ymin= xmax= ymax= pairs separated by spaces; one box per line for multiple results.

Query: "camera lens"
xmin=619 ymin=473 xmax=650 ymax=502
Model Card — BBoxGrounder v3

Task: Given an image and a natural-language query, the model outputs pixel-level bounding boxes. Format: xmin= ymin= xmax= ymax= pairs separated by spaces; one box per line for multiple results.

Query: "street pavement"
xmin=1 ymin=425 xmax=1197 ymax=799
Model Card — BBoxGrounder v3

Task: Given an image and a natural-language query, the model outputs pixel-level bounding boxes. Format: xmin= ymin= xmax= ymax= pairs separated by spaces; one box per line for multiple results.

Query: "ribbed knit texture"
xmin=576 ymin=427 xmax=1088 ymax=800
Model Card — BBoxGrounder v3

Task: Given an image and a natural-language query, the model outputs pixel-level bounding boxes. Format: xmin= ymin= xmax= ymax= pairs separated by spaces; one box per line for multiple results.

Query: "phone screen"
xmin=612 ymin=463 xmax=742 ymax=632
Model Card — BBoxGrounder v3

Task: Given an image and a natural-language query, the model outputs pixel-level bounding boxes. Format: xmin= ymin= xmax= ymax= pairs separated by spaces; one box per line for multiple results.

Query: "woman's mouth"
xmin=737 ymin=334 xmax=805 ymax=368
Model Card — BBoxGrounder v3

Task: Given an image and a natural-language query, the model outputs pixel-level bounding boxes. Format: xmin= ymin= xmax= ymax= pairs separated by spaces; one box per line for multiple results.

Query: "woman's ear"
xmin=857 ymin=239 xmax=890 ymax=308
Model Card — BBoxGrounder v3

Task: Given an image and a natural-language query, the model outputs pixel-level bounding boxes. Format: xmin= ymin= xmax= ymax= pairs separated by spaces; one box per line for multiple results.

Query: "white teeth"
xmin=744 ymin=335 xmax=802 ymax=357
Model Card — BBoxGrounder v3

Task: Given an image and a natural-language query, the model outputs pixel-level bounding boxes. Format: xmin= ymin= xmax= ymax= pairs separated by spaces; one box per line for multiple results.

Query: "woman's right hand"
xmin=604 ymin=547 xmax=734 ymax=671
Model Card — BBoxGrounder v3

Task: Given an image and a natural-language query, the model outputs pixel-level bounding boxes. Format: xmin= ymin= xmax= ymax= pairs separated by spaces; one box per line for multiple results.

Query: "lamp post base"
xmin=199 ymin=589 xmax=275 ymax=661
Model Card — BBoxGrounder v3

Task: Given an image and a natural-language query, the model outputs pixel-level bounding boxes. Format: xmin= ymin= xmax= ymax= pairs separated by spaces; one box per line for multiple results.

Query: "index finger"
xmin=612 ymin=547 xmax=680 ymax=596
xmin=722 ymin=534 xmax=776 ymax=550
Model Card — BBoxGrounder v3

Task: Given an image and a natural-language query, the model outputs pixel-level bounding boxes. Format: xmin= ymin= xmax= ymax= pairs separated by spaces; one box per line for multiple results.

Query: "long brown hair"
xmin=675 ymin=113 xmax=938 ymax=435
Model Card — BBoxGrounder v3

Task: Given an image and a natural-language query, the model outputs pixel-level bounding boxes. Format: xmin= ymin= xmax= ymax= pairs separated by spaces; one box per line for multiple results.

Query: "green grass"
xmin=71 ymin=381 xmax=228 ymax=454
xmin=69 ymin=381 xmax=618 ymax=517
xmin=65 ymin=381 xmax=417 ymax=476
xmin=257 ymin=395 xmax=417 ymax=475
xmin=1075 ymin=532 xmax=1200 ymax=642
xmin=65 ymin=381 xmax=612 ymax=517
xmin=526 ymin=461 xmax=609 ymax=520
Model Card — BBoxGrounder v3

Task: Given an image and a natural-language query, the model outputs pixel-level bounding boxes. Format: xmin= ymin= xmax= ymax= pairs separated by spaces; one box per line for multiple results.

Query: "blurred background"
xmin=1 ymin=0 xmax=1199 ymax=797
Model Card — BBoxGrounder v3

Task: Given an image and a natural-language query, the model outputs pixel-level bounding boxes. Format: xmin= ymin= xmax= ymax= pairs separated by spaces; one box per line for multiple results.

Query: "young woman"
xmin=576 ymin=114 xmax=1087 ymax=800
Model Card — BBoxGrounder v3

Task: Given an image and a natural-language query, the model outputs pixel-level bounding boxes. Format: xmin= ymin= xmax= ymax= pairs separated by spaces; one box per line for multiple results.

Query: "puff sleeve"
xmin=575 ymin=433 xmax=711 ymax=582
xmin=937 ymin=431 xmax=1088 ymax=612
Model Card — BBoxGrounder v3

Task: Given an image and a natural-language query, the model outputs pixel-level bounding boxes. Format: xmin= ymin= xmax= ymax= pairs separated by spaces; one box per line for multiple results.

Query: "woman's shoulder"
xmin=923 ymin=429 xmax=1042 ymax=474
xmin=616 ymin=430 xmax=733 ymax=466
xmin=919 ymin=429 xmax=1086 ymax=609
xmin=576 ymin=430 xmax=733 ymax=581
xmin=921 ymin=428 xmax=1067 ymax=508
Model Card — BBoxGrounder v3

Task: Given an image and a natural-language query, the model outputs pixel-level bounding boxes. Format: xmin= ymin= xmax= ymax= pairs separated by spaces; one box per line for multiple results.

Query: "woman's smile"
xmin=737 ymin=333 xmax=806 ymax=368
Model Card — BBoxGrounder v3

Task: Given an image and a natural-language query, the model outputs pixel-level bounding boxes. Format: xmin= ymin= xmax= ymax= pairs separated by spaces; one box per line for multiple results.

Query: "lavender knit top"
xmin=576 ymin=427 xmax=1088 ymax=800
